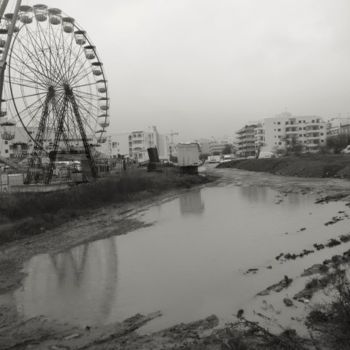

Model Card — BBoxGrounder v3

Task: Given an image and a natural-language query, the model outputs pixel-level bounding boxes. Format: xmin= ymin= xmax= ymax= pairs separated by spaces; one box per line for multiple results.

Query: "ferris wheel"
xmin=0 ymin=2 xmax=110 ymax=183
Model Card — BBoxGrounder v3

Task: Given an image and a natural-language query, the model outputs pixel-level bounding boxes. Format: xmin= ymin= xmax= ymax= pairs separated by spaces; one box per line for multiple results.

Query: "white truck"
xmin=176 ymin=143 xmax=201 ymax=174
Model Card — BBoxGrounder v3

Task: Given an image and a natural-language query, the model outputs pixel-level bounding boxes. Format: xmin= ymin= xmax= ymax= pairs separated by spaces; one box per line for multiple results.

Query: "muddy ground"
xmin=1 ymin=167 xmax=350 ymax=349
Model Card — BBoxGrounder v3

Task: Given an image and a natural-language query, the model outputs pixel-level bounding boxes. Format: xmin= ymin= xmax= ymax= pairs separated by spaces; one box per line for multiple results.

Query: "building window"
xmin=278 ymin=128 xmax=281 ymax=131
xmin=277 ymin=122 xmax=281 ymax=125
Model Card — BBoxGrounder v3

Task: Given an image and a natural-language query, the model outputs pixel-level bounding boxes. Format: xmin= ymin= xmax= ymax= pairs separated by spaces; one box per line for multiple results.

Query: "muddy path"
xmin=1 ymin=168 xmax=350 ymax=349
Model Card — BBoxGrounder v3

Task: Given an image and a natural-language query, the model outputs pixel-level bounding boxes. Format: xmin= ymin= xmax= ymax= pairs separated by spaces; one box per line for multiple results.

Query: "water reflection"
xmin=11 ymin=184 xmax=350 ymax=332
xmin=239 ymin=186 xmax=268 ymax=203
xmin=16 ymin=238 xmax=118 ymax=325
xmin=179 ymin=189 xmax=205 ymax=216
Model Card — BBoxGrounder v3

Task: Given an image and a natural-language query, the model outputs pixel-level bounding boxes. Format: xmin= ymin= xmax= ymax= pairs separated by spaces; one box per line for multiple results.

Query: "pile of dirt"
xmin=217 ymin=154 xmax=350 ymax=178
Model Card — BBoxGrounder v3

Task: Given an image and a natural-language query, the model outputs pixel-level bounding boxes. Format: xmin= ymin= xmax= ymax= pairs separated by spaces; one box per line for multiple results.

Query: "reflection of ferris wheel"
xmin=0 ymin=1 xmax=109 ymax=183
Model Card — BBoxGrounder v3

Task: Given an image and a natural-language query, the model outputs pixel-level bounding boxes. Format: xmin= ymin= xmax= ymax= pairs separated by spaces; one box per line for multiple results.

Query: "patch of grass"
xmin=0 ymin=169 xmax=212 ymax=245
xmin=307 ymin=276 xmax=350 ymax=349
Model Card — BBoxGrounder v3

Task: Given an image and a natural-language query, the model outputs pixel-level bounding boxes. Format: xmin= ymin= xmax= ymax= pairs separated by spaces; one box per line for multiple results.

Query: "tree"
xmin=326 ymin=134 xmax=350 ymax=154
xmin=222 ymin=144 xmax=233 ymax=154
xmin=284 ymin=137 xmax=303 ymax=156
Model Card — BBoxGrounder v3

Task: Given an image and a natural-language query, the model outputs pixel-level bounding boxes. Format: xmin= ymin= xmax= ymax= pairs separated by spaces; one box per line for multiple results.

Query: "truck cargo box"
xmin=176 ymin=143 xmax=201 ymax=167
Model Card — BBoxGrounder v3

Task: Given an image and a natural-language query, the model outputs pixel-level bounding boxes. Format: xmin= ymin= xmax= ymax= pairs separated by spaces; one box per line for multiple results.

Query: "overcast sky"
xmin=20 ymin=0 xmax=350 ymax=140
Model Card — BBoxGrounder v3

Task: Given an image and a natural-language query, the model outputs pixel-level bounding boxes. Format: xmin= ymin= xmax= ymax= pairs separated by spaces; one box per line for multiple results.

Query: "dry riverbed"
xmin=1 ymin=167 xmax=350 ymax=349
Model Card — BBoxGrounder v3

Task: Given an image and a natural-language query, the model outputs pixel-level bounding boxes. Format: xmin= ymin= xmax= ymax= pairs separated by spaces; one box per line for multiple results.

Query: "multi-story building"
xmin=327 ymin=117 xmax=350 ymax=136
xmin=258 ymin=112 xmax=327 ymax=153
xmin=236 ymin=124 xmax=258 ymax=157
xmin=340 ymin=124 xmax=350 ymax=136
xmin=123 ymin=126 xmax=170 ymax=162
xmin=99 ymin=133 xmax=130 ymax=158
xmin=196 ymin=137 xmax=234 ymax=155
xmin=208 ymin=141 xmax=228 ymax=155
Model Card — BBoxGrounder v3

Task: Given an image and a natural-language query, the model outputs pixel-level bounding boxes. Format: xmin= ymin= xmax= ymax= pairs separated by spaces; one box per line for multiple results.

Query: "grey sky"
xmin=22 ymin=0 xmax=350 ymax=140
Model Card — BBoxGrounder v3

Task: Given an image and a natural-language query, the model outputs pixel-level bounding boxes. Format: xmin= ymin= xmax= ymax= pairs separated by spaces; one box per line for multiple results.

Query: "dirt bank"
xmin=217 ymin=154 xmax=350 ymax=179
xmin=0 ymin=169 xmax=214 ymax=246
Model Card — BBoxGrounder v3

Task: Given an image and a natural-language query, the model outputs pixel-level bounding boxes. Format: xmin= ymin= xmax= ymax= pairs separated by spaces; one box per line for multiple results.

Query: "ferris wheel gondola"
xmin=0 ymin=3 xmax=110 ymax=183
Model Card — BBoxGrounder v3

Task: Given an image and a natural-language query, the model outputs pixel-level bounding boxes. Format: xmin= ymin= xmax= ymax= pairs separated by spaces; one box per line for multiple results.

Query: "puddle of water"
xmin=12 ymin=184 xmax=350 ymax=331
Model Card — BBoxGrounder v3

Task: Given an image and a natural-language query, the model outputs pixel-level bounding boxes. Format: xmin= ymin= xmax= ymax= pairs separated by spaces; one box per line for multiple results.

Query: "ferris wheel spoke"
xmin=38 ymin=21 xmax=70 ymax=87
xmin=72 ymin=82 xmax=97 ymax=89
xmin=5 ymin=74 xmax=48 ymax=89
xmin=11 ymin=53 xmax=46 ymax=85
xmin=16 ymin=93 xmax=46 ymax=118
xmin=58 ymin=21 xmax=70 ymax=83
xmin=66 ymin=44 xmax=84 ymax=83
xmin=26 ymin=24 xmax=61 ymax=87
xmin=11 ymin=91 xmax=47 ymax=101
xmin=70 ymin=70 xmax=94 ymax=89
xmin=20 ymin=97 xmax=47 ymax=129
xmin=20 ymin=27 xmax=52 ymax=84
xmin=16 ymin=32 xmax=51 ymax=82
xmin=7 ymin=64 xmax=48 ymax=91
xmin=75 ymin=93 xmax=100 ymax=114
xmin=75 ymin=98 xmax=99 ymax=135
xmin=63 ymin=32 xmax=75 ymax=82
xmin=72 ymin=89 xmax=100 ymax=99
xmin=5 ymin=79 xmax=48 ymax=91
xmin=10 ymin=49 xmax=51 ymax=87
xmin=48 ymin=22 xmax=69 ymax=83
xmin=35 ymin=21 xmax=55 ymax=79
xmin=54 ymin=44 xmax=82 ymax=86
xmin=69 ymin=61 xmax=92 ymax=87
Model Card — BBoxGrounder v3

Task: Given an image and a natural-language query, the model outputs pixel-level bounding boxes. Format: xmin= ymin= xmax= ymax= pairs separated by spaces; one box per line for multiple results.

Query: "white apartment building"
xmin=258 ymin=112 xmax=327 ymax=153
xmin=100 ymin=126 xmax=169 ymax=162
xmin=327 ymin=117 xmax=350 ymax=136
xmin=237 ymin=124 xmax=258 ymax=157
xmin=196 ymin=137 xmax=234 ymax=155
xmin=99 ymin=133 xmax=130 ymax=158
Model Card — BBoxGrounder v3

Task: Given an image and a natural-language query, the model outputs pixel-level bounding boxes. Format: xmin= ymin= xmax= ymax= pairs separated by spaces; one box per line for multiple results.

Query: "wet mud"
xmin=1 ymin=167 xmax=350 ymax=349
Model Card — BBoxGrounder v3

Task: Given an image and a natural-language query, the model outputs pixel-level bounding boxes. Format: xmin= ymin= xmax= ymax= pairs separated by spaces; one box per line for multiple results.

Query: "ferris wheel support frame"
xmin=68 ymin=89 xmax=98 ymax=179
xmin=45 ymin=93 xmax=69 ymax=184
xmin=0 ymin=0 xmax=21 ymax=113
xmin=44 ymin=85 xmax=98 ymax=184
xmin=26 ymin=87 xmax=54 ymax=183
